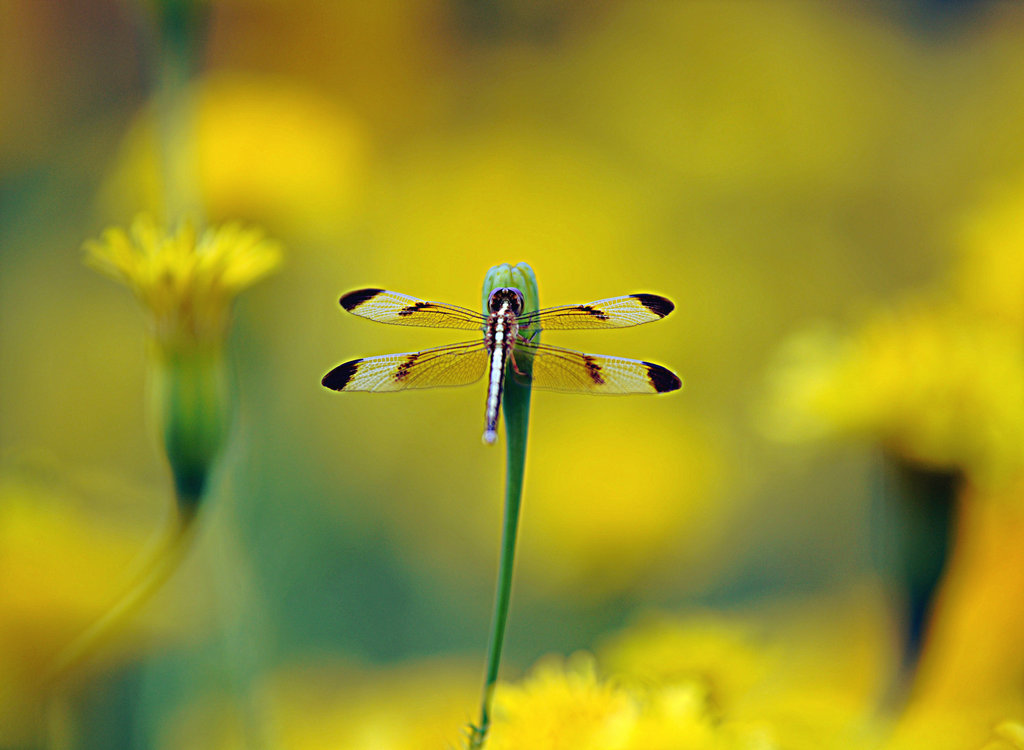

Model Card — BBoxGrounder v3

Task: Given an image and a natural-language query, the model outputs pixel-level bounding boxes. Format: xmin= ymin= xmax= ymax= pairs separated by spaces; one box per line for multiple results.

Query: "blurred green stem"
xmin=42 ymin=503 xmax=198 ymax=688
xmin=206 ymin=499 xmax=273 ymax=750
xmin=470 ymin=264 xmax=538 ymax=749
xmin=43 ymin=342 xmax=225 ymax=701
xmin=148 ymin=0 xmax=208 ymax=223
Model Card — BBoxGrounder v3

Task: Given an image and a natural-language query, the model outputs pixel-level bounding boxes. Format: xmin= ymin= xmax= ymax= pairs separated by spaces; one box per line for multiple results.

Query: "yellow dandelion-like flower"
xmin=85 ymin=215 xmax=280 ymax=505
xmin=763 ymin=302 xmax=1024 ymax=487
xmin=487 ymin=654 xmax=775 ymax=750
xmin=488 ymin=654 xmax=638 ymax=750
xmin=85 ymin=215 xmax=281 ymax=351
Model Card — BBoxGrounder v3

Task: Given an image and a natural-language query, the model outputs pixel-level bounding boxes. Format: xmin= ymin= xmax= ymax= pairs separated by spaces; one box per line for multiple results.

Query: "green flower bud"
xmin=149 ymin=342 xmax=229 ymax=519
xmin=482 ymin=262 xmax=540 ymax=323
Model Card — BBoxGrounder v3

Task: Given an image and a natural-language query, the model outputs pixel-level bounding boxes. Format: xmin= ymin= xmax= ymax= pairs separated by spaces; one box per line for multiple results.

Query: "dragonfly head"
xmin=487 ymin=287 xmax=525 ymax=316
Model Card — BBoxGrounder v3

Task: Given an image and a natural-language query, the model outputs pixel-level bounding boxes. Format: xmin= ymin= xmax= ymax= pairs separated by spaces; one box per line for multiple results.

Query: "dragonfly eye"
xmin=487 ymin=287 xmax=525 ymax=315
xmin=486 ymin=289 xmax=502 ymax=313
xmin=508 ymin=288 xmax=524 ymax=315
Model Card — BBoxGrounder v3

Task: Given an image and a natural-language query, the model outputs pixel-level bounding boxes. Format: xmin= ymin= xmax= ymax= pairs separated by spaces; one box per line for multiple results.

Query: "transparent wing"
xmin=516 ymin=294 xmax=673 ymax=331
xmin=322 ymin=341 xmax=489 ymax=392
xmin=339 ymin=288 xmax=487 ymax=330
xmin=513 ymin=340 xmax=681 ymax=394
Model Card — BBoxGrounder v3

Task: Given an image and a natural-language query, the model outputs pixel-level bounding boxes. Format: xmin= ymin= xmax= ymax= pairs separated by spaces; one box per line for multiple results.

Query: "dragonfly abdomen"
xmin=483 ymin=306 xmax=519 ymax=444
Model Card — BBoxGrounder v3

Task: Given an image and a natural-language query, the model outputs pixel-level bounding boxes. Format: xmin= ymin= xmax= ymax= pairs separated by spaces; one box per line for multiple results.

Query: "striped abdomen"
xmin=482 ymin=307 xmax=518 ymax=444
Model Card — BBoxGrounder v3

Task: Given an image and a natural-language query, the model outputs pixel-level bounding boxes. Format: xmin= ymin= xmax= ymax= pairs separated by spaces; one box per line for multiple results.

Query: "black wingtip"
xmin=644 ymin=362 xmax=682 ymax=393
xmin=632 ymin=293 xmax=674 ymax=318
xmin=340 ymin=288 xmax=384 ymax=311
xmin=322 ymin=359 xmax=361 ymax=391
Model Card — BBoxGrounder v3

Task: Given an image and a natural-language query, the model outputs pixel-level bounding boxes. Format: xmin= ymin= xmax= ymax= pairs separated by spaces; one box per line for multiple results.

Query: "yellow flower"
xmin=85 ymin=215 xmax=281 ymax=351
xmin=629 ymin=683 xmax=775 ymax=750
xmin=764 ymin=303 xmax=1024 ymax=487
xmin=101 ymin=72 xmax=367 ymax=240
xmin=487 ymin=654 xmax=774 ymax=750
xmin=599 ymin=612 xmax=776 ymax=711
xmin=765 ymin=184 xmax=1024 ymax=489
xmin=601 ymin=591 xmax=895 ymax=750
xmin=0 ymin=471 xmax=186 ymax=746
xmin=85 ymin=216 xmax=280 ymax=505
xmin=488 ymin=654 xmax=637 ymax=750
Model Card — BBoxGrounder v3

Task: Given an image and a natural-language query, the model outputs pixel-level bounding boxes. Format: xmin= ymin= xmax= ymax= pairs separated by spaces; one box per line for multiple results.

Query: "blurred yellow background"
xmin=3 ymin=1 xmax=1024 ymax=748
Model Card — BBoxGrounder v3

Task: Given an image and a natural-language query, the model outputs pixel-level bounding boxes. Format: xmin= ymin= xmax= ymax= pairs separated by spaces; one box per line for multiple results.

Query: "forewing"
xmin=322 ymin=341 xmax=489 ymax=392
xmin=340 ymin=288 xmax=487 ymax=330
xmin=517 ymin=294 xmax=673 ymax=331
xmin=514 ymin=341 xmax=681 ymax=394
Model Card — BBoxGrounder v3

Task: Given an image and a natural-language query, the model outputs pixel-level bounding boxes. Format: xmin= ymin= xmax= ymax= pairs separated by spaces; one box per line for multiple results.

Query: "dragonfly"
xmin=322 ymin=287 xmax=682 ymax=444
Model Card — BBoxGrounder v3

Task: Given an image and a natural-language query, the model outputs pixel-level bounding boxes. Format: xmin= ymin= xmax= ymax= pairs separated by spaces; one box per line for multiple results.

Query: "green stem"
xmin=144 ymin=0 xmax=208 ymax=224
xmin=43 ymin=342 xmax=226 ymax=685
xmin=469 ymin=263 xmax=538 ymax=749
xmin=471 ymin=374 xmax=531 ymax=747
xmin=42 ymin=501 xmax=198 ymax=689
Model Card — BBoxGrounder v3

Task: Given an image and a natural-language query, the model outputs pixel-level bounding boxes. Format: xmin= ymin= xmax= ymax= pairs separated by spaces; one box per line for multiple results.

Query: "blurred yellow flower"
xmin=85 ymin=215 xmax=280 ymax=350
xmin=599 ymin=612 xmax=775 ymax=711
xmin=101 ymin=72 xmax=367 ymax=239
xmin=0 ymin=472 xmax=183 ymax=746
xmin=628 ymin=683 xmax=775 ymax=750
xmin=600 ymin=590 xmax=895 ymax=750
xmin=764 ymin=180 xmax=1024 ymax=489
xmin=764 ymin=303 xmax=1024 ymax=487
xmin=980 ymin=722 xmax=1024 ymax=750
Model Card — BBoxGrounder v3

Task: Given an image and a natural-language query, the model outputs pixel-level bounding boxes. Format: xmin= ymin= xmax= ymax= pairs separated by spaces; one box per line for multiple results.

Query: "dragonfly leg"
xmin=509 ymin=349 xmax=526 ymax=376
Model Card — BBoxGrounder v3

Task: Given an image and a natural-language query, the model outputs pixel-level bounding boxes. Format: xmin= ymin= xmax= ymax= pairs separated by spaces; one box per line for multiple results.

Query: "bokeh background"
xmin=4 ymin=1 xmax=1024 ymax=748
